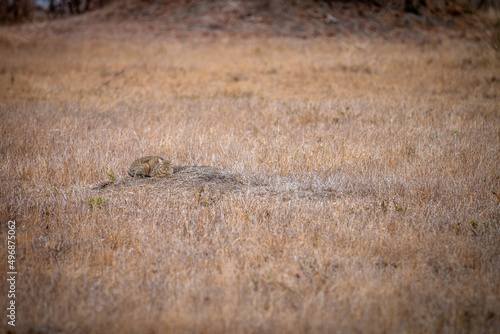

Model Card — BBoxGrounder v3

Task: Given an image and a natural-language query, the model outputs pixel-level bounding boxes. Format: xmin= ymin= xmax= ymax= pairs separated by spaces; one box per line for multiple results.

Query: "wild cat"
xmin=127 ymin=156 xmax=173 ymax=178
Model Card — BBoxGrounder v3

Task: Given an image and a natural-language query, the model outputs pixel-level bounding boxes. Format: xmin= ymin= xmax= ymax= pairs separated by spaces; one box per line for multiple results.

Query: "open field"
xmin=0 ymin=19 xmax=499 ymax=333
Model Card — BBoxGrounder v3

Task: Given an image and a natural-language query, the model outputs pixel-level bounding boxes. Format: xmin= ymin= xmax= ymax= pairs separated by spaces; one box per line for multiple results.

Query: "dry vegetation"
xmin=0 ymin=16 xmax=499 ymax=333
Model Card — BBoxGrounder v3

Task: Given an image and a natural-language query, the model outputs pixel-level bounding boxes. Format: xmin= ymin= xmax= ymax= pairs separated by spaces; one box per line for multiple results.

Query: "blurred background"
xmin=1 ymin=0 xmax=499 ymax=39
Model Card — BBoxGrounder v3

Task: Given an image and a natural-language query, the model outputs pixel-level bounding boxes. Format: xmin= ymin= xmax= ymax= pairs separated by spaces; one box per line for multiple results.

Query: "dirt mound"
xmin=92 ymin=165 xmax=340 ymax=202
xmin=93 ymin=165 xmax=246 ymax=193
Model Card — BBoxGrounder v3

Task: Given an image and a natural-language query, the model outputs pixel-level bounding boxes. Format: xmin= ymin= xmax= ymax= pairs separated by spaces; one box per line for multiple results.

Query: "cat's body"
xmin=127 ymin=156 xmax=173 ymax=178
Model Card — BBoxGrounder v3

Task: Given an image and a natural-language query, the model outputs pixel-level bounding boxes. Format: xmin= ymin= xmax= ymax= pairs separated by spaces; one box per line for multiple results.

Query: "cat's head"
xmin=158 ymin=158 xmax=173 ymax=177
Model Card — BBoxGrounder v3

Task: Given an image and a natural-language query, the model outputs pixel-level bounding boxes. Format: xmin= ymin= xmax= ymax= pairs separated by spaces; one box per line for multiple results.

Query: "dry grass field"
xmin=0 ymin=15 xmax=499 ymax=333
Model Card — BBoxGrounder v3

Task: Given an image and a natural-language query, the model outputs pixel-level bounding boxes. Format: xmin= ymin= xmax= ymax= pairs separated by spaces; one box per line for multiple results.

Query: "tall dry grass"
xmin=0 ymin=29 xmax=499 ymax=333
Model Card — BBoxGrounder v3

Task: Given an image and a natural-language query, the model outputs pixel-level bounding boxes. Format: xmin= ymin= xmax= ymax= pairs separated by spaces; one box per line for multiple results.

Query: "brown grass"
xmin=0 ymin=24 xmax=499 ymax=333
